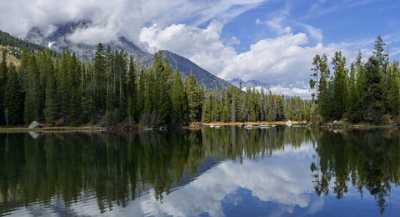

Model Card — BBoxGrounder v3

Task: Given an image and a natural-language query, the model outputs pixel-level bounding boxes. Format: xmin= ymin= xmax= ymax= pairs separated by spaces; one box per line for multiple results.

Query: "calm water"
xmin=1 ymin=127 xmax=400 ymax=217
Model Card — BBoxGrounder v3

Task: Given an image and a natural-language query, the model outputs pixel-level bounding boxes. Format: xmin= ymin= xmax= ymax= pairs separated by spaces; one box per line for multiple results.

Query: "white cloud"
xmin=265 ymin=17 xmax=292 ymax=35
xmin=0 ymin=0 xmax=266 ymax=44
xmin=301 ymin=24 xmax=323 ymax=42
xmin=140 ymin=21 xmax=237 ymax=76
xmin=79 ymin=143 xmax=321 ymax=217
xmin=140 ymin=22 xmax=337 ymax=84
xmin=139 ymin=18 xmax=368 ymax=98
xmin=0 ymin=0 xmax=368 ymax=98
xmin=244 ymin=85 xmax=312 ymax=99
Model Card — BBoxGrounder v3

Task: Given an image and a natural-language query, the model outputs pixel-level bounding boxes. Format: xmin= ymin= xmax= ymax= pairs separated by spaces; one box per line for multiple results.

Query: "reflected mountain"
xmin=1 ymin=128 xmax=400 ymax=216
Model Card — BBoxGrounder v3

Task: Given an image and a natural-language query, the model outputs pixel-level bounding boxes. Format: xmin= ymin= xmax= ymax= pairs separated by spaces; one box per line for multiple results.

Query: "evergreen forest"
xmin=0 ymin=44 xmax=310 ymax=128
xmin=310 ymin=36 xmax=400 ymax=124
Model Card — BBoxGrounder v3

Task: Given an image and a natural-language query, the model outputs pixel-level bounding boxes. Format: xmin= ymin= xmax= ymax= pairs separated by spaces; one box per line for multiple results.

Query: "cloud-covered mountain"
xmin=230 ymin=78 xmax=311 ymax=99
xmin=25 ymin=21 xmax=153 ymax=65
xmin=24 ymin=21 xmax=231 ymax=89
xmin=160 ymin=50 xmax=231 ymax=89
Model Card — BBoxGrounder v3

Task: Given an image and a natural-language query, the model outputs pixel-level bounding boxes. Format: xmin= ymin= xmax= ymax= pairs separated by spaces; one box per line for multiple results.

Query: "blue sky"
xmin=0 ymin=0 xmax=399 ymax=96
xmin=222 ymin=0 xmax=400 ymax=54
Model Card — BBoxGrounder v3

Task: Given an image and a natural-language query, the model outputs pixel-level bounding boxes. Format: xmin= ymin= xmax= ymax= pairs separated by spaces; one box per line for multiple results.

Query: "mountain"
xmin=0 ymin=30 xmax=50 ymax=66
xmin=230 ymin=78 xmax=311 ymax=98
xmin=229 ymin=78 xmax=271 ymax=91
xmin=25 ymin=21 xmax=153 ymax=65
xmin=24 ymin=21 xmax=230 ymax=89
xmin=0 ymin=30 xmax=44 ymax=53
xmin=160 ymin=50 xmax=231 ymax=89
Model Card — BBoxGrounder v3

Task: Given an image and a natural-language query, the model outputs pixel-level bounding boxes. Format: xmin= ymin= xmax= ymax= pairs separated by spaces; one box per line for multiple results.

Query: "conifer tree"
xmin=331 ymin=51 xmax=347 ymax=120
xmin=0 ymin=50 xmax=7 ymax=125
xmin=94 ymin=43 xmax=107 ymax=114
xmin=44 ymin=67 xmax=58 ymax=124
xmin=185 ymin=74 xmax=204 ymax=122
xmin=311 ymin=54 xmax=331 ymax=120
xmin=23 ymin=53 xmax=40 ymax=124
xmin=170 ymin=72 xmax=188 ymax=125
xmin=127 ymin=57 xmax=137 ymax=123
xmin=4 ymin=64 xmax=23 ymax=125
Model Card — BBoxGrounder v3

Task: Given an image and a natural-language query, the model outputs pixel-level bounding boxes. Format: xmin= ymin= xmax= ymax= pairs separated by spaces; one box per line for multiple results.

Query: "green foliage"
xmin=4 ymin=64 xmax=24 ymax=125
xmin=0 ymin=42 xmax=311 ymax=127
xmin=201 ymin=87 xmax=311 ymax=123
xmin=170 ymin=72 xmax=189 ymax=125
xmin=185 ymin=74 xmax=204 ymax=122
xmin=0 ymin=30 xmax=45 ymax=55
xmin=23 ymin=52 xmax=40 ymax=124
xmin=311 ymin=36 xmax=400 ymax=124
xmin=127 ymin=57 xmax=137 ymax=123
xmin=331 ymin=51 xmax=347 ymax=120
xmin=0 ymin=50 xmax=7 ymax=124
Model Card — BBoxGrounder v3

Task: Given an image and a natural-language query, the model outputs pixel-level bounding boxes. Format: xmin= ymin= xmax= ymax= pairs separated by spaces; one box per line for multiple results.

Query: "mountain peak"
xmin=22 ymin=23 xmax=232 ymax=90
xmin=159 ymin=50 xmax=231 ymax=89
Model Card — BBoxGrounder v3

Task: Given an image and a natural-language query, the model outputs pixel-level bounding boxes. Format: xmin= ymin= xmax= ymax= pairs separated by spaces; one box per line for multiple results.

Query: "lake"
xmin=1 ymin=127 xmax=400 ymax=217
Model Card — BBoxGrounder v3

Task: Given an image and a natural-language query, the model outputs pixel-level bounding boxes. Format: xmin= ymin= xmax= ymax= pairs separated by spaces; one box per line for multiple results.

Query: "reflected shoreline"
xmin=1 ymin=127 xmax=400 ymax=216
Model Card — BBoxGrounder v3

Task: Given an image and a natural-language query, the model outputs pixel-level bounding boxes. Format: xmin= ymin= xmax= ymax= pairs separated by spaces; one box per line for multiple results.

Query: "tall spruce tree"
xmin=23 ymin=53 xmax=40 ymax=124
xmin=94 ymin=43 xmax=107 ymax=114
xmin=311 ymin=54 xmax=332 ymax=120
xmin=170 ymin=72 xmax=188 ymax=126
xmin=127 ymin=57 xmax=137 ymax=123
xmin=0 ymin=50 xmax=7 ymax=125
xmin=44 ymin=66 xmax=58 ymax=124
xmin=185 ymin=74 xmax=203 ymax=122
xmin=331 ymin=51 xmax=347 ymax=120
xmin=4 ymin=64 xmax=24 ymax=125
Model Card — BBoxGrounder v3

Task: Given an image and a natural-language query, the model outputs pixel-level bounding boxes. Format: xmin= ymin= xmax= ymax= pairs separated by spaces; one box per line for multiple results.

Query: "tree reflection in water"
xmin=0 ymin=127 xmax=399 ymax=215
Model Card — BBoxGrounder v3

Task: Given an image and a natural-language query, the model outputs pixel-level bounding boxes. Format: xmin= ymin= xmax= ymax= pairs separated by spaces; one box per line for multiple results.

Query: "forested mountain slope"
xmin=24 ymin=21 xmax=231 ymax=90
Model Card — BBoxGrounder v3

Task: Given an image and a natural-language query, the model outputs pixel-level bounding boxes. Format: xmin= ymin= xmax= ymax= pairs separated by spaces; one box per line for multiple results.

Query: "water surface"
xmin=1 ymin=127 xmax=400 ymax=217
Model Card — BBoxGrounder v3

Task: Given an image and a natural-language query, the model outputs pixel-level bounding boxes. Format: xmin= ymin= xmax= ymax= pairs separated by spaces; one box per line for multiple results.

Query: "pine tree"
xmin=202 ymin=93 xmax=213 ymax=123
xmin=81 ymin=66 xmax=96 ymax=123
xmin=69 ymin=54 xmax=82 ymax=124
xmin=311 ymin=54 xmax=332 ymax=121
xmin=3 ymin=64 xmax=23 ymax=125
xmin=185 ymin=74 xmax=203 ymax=122
xmin=23 ymin=53 xmax=40 ymax=124
xmin=94 ymin=43 xmax=107 ymax=114
xmin=170 ymin=72 xmax=188 ymax=126
xmin=0 ymin=49 xmax=7 ymax=125
xmin=331 ymin=51 xmax=347 ymax=120
xmin=153 ymin=53 xmax=173 ymax=126
xmin=127 ymin=57 xmax=137 ymax=123
xmin=44 ymin=67 xmax=58 ymax=124
xmin=385 ymin=63 xmax=400 ymax=115
xmin=363 ymin=56 xmax=385 ymax=123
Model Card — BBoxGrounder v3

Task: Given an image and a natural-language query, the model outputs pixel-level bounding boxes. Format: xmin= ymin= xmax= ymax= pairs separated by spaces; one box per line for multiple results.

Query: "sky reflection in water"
xmin=1 ymin=127 xmax=400 ymax=217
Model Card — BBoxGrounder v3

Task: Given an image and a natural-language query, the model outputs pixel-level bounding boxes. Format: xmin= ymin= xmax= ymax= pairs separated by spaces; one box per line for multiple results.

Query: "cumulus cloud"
xmin=0 ymin=0 xmax=364 ymax=98
xmin=140 ymin=22 xmax=341 ymax=91
xmin=0 ymin=0 xmax=265 ymax=42
xmin=63 ymin=143 xmax=321 ymax=217
xmin=140 ymin=21 xmax=237 ymax=75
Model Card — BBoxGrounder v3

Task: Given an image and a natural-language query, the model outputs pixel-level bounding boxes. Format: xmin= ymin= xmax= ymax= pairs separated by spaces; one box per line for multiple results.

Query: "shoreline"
xmin=0 ymin=126 xmax=106 ymax=133
xmin=1 ymin=121 xmax=399 ymax=134
xmin=201 ymin=121 xmax=308 ymax=127
xmin=0 ymin=121 xmax=306 ymax=133
xmin=320 ymin=121 xmax=400 ymax=130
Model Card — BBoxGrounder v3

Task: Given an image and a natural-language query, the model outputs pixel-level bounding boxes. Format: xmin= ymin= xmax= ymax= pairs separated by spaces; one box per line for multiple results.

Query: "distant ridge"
xmin=159 ymin=50 xmax=231 ymax=89
xmin=22 ymin=21 xmax=232 ymax=90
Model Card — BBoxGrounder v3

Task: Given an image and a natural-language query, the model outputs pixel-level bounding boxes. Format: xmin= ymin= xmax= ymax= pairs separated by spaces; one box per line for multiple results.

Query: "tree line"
xmin=0 ymin=44 xmax=311 ymax=128
xmin=202 ymin=87 xmax=311 ymax=123
xmin=310 ymin=36 xmax=400 ymax=124
xmin=0 ymin=44 xmax=204 ymax=127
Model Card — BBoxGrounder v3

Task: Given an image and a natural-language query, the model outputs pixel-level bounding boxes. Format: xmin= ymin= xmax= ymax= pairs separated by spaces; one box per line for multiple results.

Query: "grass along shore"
xmin=201 ymin=121 xmax=308 ymax=127
xmin=0 ymin=126 xmax=106 ymax=133
xmin=0 ymin=121 xmax=308 ymax=133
